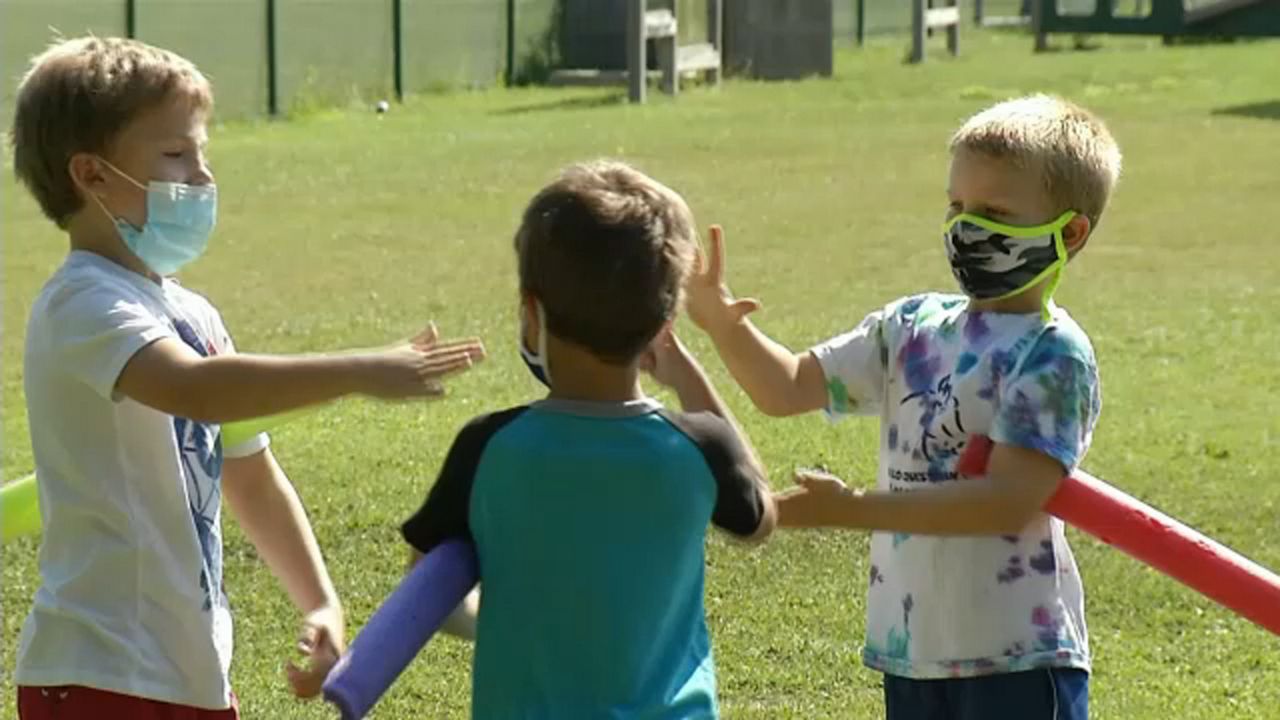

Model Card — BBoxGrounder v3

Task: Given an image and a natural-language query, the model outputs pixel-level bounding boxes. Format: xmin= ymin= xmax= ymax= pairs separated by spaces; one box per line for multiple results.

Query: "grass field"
xmin=3 ymin=30 xmax=1279 ymax=719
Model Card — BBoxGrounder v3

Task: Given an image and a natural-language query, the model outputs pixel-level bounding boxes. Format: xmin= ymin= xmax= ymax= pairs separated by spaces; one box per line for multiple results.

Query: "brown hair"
xmin=950 ymin=94 xmax=1122 ymax=228
xmin=10 ymin=36 xmax=213 ymax=228
xmin=515 ymin=160 xmax=698 ymax=364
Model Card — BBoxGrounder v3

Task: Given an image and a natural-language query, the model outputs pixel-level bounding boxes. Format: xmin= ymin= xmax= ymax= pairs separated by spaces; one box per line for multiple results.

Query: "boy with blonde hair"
xmin=10 ymin=37 xmax=483 ymax=719
xmin=401 ymin=160 xmax=776 ymax=718
xmin=688 ymin=95 xmax=1121 ymax=719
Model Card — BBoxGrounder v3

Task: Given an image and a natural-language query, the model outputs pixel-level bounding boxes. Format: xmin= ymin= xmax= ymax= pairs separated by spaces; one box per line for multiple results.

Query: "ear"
xmin=67 ymin=153 xmax=109 ymax=199
xmin=1062 ymin=214 xmax=1092 ymax=260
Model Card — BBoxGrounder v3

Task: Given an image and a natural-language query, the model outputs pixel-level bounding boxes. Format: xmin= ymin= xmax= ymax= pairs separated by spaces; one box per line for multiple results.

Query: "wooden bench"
xmin=911 ymin=0 xmax=961 ymax=63
xmin=549 ymin=0 xmax=723 ymax=104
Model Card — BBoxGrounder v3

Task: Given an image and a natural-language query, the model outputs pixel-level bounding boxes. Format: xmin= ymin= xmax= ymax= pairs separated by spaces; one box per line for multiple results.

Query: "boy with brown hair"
xmin=400 ymin=159 xmax=776 ymax=718
xmin=10 ymin=37 xmax=483 ymax=719
xmin=687 ymin=95 xmax=1122 ymax=719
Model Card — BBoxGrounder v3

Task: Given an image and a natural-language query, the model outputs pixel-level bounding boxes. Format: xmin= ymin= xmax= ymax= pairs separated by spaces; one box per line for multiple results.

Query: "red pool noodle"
xmin=958 ymin=435 xmax=1280 ymax=636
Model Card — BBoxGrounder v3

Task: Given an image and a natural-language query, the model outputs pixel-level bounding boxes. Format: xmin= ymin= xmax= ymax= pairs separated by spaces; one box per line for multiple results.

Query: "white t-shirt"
xmin=15 ymin=251 xmax=267 ymax=709
xmin=811 ymin=293 xmax=1100 ymax=680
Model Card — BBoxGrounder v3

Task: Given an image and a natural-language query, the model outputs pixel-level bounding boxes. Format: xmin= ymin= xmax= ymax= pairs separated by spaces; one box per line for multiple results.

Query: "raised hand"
xmin=685 ymin=225 xmax=762 ymax=336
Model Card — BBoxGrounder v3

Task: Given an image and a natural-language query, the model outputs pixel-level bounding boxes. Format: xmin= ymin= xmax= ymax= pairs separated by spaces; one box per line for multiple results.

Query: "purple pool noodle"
xmin=323 ymin=540 xmax=478 ymax=720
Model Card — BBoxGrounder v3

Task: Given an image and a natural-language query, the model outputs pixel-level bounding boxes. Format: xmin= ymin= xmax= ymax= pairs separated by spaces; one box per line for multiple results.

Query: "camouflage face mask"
xmin=942 ymin=210 xmax=1075 ymax=319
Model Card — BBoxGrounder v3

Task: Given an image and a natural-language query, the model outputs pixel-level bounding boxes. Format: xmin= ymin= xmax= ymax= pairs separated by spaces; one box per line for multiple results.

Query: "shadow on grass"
xmin=1212 ymin=100 xmax=1280 ymax=121
xmin=492 ymin=92 xmax=627 ymax=116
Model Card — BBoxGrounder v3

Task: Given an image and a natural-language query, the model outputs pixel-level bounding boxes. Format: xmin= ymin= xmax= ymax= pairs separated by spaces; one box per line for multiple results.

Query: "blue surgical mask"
xmin=519 ymin=301 xmax=552 ymax=388
xmin=94 ymin=159 xmax=217 ymax=276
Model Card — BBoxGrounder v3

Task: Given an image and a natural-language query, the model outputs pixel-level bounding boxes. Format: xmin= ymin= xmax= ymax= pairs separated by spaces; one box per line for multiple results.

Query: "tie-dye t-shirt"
xmin=810 ymin=292 xmax=1100 ymax=680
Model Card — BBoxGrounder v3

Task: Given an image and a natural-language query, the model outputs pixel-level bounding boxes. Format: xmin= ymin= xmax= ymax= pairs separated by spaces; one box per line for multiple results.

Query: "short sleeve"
xmin=810 ymin=307 xmax=889 ymax=419
xmin=990 ymin=328 xmax=1100 ymax=471
xmin=402 ymin=408 xmax=528 ymax=555
xmin=662 ymin=410 xmax=767 ymax=538
xmin=224 ymin=432 xmax=270 ymax=459
xmin=45 ymin=283 xmax=171 ymax=400
xmin=207 ymin=304 xmax=236 ymax=356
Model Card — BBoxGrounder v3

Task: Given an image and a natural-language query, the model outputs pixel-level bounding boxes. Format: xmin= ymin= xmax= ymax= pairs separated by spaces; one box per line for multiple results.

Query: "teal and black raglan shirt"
xmin=402 ymin=397 xmax=767 ymax=719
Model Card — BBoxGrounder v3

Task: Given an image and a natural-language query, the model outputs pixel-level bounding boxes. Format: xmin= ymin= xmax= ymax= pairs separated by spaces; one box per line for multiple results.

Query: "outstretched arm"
xmin=117 ymin=325 xmax=484 ymax=423
xmin=777 ymin=443 xmax=1064 ymax=536
xmin=684 ymin=226 xmax=827 ymax=417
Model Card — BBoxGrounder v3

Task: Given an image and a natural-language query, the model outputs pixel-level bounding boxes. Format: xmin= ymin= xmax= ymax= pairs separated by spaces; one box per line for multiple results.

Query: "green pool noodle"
xmin=221 ymin=406 xmax=314 ymax=448
xmin=2 ymin=406 xmax=316 ymax=543
xmin=1 ymin=473 xmax=41 ymax=543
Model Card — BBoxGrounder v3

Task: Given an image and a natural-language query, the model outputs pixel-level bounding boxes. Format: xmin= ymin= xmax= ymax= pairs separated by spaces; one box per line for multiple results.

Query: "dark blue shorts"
xmin=884 ymin=668 xmax=1088 ymax=720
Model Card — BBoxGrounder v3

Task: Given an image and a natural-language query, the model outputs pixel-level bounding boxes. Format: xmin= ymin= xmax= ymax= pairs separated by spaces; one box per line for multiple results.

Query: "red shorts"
xmin=18 ymin=686 xmax=240 ymax=720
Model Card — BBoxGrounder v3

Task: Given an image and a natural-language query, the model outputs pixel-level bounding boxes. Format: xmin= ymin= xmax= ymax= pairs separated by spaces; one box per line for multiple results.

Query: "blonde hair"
xmin=9 ymin=36 xmax=213 ymax=228
xmin=950 ymin=94 xmax=1122 ymax=227
xmin=515 ymin=159 xmax=698 ymax=363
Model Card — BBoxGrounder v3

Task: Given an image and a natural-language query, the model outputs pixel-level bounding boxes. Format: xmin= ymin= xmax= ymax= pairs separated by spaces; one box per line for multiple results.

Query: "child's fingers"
xmin=409 ymin=323 xmax=440 ymax=348
xmin=415 ymin=336 xmax=485 ymax=355
xmin=794 ymin=468 xmax=840 ymax=487
xmin=730 ymin=298 xmax=762 ymax=319
xmin=418 ymin=351 xmax=479 ymax=379
xmin=294 ymin=623 xmax=318 ymax=657
xmin=419 ymin=344 xmax=486 ymax=368
xmin=285 ymin=661 xmax=322 ymax=699
xmin=694 ymin=244 xmax=708 ymax=277
xmin=707 ymin=225 xmax=727 ymax=283
xmin=285 ymin=625 xmax=340 ymax=699
xmin=423 ymin=348 xmax=481 ymax=368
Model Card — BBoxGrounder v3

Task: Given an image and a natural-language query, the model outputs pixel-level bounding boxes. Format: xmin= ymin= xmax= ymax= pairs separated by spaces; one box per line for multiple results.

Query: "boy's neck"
xmin=66 ymin=214 xmax=161 ymax=284
xmin=544 ymin=337 xmax=645 ymax=404
xmin=968 ymin=295 xmax=1040 ymax=315
xmin=967 ymin=277 xmax=1052 ymax=315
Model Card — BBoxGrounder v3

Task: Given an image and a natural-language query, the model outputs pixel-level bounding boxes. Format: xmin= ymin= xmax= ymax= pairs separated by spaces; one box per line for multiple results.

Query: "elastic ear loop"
xmin=79 ymin=158 xmax=143 ymax=230
xmin=535 ymin=301 xmax=552 ymax=386
xmin=1037 ymin=230 xmax=1068 ymax=323
xmin=97 ymin=157 xmax=149 ymax=191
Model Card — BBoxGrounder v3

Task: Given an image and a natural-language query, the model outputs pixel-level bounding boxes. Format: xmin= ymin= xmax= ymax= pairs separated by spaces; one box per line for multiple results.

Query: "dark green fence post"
xmin=392 ymin=0 xmax=404 ymax=101
xmin=126 ymin=0 xmax=137 ymax=38
xmin=856 ymin=0 xmax=866 ymax=46
xmin=506 ymin=0 xmax=517 ymax=86
xmin=266 ymin=0 xmax=279 ymax=115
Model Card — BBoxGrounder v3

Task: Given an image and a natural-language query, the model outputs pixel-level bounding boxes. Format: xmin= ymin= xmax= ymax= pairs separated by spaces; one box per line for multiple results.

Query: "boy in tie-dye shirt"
xmin=686 ymin=95 xmax=1121 ymax=719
